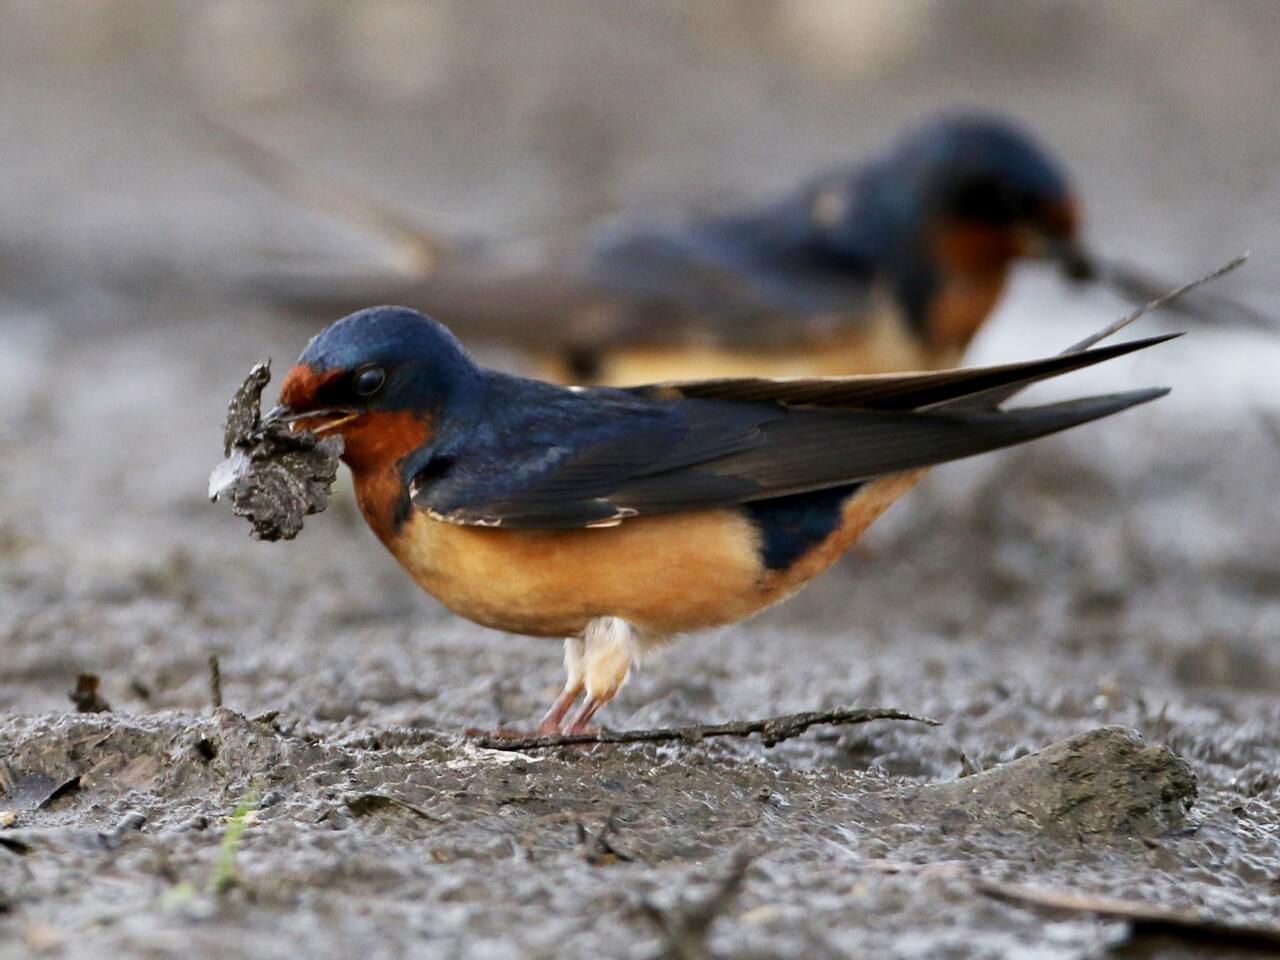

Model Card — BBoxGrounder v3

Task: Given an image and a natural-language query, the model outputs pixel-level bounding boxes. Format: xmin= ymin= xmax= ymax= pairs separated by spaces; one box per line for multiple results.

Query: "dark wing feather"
xmin=608 ymin=390 xmax=1168 ymax=512
xmin=414 ymin=377 xmax=777 ymax=528
xmin=412 ymin=363 xmax=1169 ymax=529
xmin=631 ymin=334 xmax=1178 ymax=411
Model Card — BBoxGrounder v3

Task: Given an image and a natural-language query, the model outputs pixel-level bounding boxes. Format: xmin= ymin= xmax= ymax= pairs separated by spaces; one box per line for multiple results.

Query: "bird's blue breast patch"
xmin=742 ymin=483 xmax=864 ymax=571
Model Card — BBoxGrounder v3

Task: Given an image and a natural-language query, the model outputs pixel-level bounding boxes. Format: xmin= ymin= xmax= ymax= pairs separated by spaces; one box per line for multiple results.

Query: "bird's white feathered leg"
xmin=567 ymin=616 xmax=640 ymax=733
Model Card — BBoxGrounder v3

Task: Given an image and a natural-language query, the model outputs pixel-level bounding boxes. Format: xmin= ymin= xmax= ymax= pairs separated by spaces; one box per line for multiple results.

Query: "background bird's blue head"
xmin=814 ymin=113 xmax=1090 ymax=280
xmin=793 ymin=114 xmax=1092 ymax=347
xmin=276 ymin=306 xmax=481 ymax=471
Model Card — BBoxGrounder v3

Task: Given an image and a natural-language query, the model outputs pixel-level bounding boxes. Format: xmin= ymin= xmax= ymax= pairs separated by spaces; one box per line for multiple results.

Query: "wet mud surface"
xmin=0 ymin=704 xmax=1276 ymax=960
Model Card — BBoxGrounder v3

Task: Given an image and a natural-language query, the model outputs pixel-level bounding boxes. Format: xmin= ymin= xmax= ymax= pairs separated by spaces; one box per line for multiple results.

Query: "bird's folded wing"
xmin=411 ymin=383 xmax=1167 ymax=529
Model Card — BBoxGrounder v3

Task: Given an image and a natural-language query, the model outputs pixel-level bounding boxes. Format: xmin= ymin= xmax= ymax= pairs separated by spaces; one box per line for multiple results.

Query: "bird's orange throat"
xmin=337 ymin=411 xmax=435 ymax=542
xmin=335 ymin=410 xmax=435 ymax=474
xmin=934 ymin=221 xmax=1024 ymax=275
xmin=352 ymin=466 xmax=409 ymax=545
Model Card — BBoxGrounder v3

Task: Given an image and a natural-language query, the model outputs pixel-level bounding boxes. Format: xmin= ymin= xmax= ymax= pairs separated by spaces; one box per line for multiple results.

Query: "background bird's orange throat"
xmin=928 ymin=221 xmax=1022 ymax=354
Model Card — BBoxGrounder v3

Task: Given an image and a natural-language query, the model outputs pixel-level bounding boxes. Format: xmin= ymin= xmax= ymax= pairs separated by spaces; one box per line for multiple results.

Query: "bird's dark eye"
xmin=352 ymin=365 xmax=386 ymax=397
xmin=949 ymin=179 xmax=1025 ymax=225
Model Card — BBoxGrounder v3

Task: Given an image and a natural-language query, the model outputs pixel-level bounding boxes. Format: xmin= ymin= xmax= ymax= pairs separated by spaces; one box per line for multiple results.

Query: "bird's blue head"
xmin=274 ymin=306 xmax=480 ymax=473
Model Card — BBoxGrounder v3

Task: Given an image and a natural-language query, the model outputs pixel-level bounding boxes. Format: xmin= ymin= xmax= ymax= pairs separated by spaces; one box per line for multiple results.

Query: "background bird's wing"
xmin=262 ymin=214 xmax=885 ymax=355
xmin=558 ymin=212 xmax=882 ymax=350
xmin=213 ymin=111 xmax=888 ymax=354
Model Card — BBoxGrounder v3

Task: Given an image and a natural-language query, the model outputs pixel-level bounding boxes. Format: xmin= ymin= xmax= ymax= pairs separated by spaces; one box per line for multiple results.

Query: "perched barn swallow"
xmin=235 ymin=114 xmax=1092 ymax=384
xmin=268 ymin=306 xmax=1172 ymax=733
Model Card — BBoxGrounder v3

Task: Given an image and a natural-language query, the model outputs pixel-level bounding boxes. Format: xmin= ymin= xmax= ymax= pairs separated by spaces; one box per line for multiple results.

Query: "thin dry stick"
xmin=952 ymin=253 xmax=1249 ymax=414
xmin=638 ymin=847 xmax=756 ymax=960
xmin=207 ymin=654 xmax=223 ymax=710
xmin=1097 ymin=256 xmax=1275 ymax=332
xmin=198 ymin=113 xmax=445 ymax=276
xmin=1063 ymin=253 xmax=1249 ymax=355
xmin=470 ymin=707 xmax=937 ymax=751
xmin=974 ymin=879 xmax=1280 ymax=948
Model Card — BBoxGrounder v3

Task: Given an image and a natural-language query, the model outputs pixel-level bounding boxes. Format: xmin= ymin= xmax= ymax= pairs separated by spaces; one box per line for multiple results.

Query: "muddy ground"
xmin=4 ymin=3 xmax=1280 ymax=958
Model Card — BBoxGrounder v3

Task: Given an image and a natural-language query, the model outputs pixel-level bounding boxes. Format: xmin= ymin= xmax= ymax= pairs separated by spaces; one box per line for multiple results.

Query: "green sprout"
xmin=208 ymin=785 xmax=261 ymax=895
xmin=161 ymin=783 xmax=261 ymax=909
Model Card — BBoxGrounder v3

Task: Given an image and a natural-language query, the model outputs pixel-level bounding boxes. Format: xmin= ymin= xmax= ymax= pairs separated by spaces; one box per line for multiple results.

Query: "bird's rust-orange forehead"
xmin=279 ymin=363 xmax=343 ymax=409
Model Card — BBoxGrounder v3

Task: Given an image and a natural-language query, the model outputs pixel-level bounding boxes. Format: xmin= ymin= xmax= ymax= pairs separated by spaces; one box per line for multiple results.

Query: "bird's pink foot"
xmin=537 ymin=683 xmax=584 ymax=734
xmin=566 ymin=697 xmax=607 ymax=734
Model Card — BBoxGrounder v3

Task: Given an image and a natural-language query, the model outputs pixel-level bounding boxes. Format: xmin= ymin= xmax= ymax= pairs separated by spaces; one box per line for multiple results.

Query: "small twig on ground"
xmin=470 ymin=707 xmax=938 ymax=752
xmin=68 ymin=674 xmax=111 ymax=714
xmin=577 ymin=807 xmax=634 ymax=865
xmin=638 ymin=847 xmax=756 ymax=960
xmin=207 ymin=655 xmax=223 ymax=710
xmin=974 ymin=879 xmax=1280 ymax=949
xmin=344 ymin=793 xmax=439 ymax=822
xmin=198 ymin=113 xmax=445 ymax=276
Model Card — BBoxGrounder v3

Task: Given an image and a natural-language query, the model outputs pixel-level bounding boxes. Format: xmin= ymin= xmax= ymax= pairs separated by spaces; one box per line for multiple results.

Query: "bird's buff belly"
xmin=384 ymin=508 xmax=769 ymax=638
xmin=380 ymin=471 xmax=926 ymax=640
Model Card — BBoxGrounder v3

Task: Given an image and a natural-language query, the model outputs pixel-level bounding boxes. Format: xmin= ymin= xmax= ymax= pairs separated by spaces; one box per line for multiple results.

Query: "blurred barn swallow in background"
xmin=267 ymin=305 xmax=1174 ymax=732
xmin=218 ymin=114 xmax=1099 ymax=384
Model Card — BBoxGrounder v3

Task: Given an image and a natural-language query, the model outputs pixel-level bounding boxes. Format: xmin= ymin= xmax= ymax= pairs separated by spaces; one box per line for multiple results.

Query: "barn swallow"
xmin=267 ymin=305 xmax=1173 ymax=733
xmin=229 ymin=114 xmax=1092 ymax=384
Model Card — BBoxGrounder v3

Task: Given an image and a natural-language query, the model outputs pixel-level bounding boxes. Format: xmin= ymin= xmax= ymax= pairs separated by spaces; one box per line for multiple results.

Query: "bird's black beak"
xmin=1048 ymin=238 xmax=1096 ymax=284
xmin=263 ymin=403 xmax=294 ymax=424
xmin=263 ymin=404 xmax=358 ymax=433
